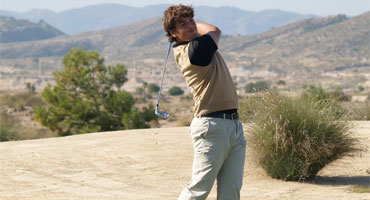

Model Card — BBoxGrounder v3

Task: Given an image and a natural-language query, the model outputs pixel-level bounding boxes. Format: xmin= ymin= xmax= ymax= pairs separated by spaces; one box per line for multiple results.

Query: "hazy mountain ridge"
xmin=0 ymin=4 xmax=315 ymax=36
xmin=0 ymin=11 xmax=369 ymax=92
xmin=0 ymin=16 xmax=65 ymax=43
xmin=221 ymin=12 xmax=369 ymax=72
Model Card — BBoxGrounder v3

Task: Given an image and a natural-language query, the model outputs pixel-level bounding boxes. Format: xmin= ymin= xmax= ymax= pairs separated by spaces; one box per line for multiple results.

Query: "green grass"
xmin=240 ymin=90 xmax=358 ymax=181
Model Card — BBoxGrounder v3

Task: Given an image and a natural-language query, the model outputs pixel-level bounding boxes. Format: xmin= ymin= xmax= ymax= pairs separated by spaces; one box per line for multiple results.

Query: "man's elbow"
xmin=215 ymin=27 xmax=221 ymax=36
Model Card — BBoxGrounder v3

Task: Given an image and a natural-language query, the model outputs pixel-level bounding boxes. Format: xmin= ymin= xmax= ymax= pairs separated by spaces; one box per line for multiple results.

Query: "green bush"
xmin=276 ymin=80 xmax=286 ymax=85
xmin=244 ymin=90 xmax=357 ymax=181
xmin=300 ymin=85 xmax=346 ymax=118
xmin=0 ymin=111 xmax=19 ymax=142
xmin=147 ymin=83 xmax=160 ymax=93
xmin=244 ymin=81 xmax=270 ymax=93
xmin=168 ymin=86 xmax=184 ymax=96
xmin=238 ymin=95 xmax=260 ymax=121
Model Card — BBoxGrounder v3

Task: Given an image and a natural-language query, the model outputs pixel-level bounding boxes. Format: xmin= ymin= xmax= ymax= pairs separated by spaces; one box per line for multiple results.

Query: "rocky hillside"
xmin=0 ymin=12 xmax=369 ymax=92
xmin=0 ymin=16 xmax=65 ymax=43
xmin=1 ymin=4 xmax=315 ymax=35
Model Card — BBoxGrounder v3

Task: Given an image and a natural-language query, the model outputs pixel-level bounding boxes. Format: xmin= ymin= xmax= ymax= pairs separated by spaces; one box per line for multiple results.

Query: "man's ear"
xmin=170 ymin=30 xmax=177 ymax=39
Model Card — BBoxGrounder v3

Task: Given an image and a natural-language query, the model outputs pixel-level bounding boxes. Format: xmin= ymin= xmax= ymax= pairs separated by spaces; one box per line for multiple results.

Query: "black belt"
xmin=201 ymin=112 xmax=239 ymax=120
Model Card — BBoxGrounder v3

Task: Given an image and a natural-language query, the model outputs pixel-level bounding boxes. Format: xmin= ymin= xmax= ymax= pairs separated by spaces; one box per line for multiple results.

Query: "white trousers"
xmin=178 ymin=117 xmax=246 ymax=200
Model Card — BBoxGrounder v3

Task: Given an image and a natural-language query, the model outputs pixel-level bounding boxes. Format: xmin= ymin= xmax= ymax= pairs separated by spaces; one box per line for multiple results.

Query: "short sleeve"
xmin=188 ymin=34 xmax=218 ymax=66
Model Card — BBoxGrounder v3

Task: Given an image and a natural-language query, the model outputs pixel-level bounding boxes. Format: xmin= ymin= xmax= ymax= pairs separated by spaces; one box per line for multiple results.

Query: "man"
xmin=162 ymin=5 xmax=246 ymax=200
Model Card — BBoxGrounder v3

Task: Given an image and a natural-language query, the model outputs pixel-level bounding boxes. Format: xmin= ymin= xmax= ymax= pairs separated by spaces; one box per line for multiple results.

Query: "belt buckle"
xmin=231 ymin=113 xmax=237 ymax=120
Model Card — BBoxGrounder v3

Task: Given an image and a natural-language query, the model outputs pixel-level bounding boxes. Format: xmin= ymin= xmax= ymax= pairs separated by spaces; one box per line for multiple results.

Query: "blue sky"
xmin=1 ymin=0 xmax=369 ymax=16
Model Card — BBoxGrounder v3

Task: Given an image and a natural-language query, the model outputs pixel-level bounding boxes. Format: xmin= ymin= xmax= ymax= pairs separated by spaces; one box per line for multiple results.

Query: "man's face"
xmin=171 ymin=17 xmax=198 ymax=42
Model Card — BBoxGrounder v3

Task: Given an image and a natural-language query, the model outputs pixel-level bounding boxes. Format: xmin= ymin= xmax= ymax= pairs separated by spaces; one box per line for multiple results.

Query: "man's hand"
xmin=196 ymin=22 xmax=221 ymax=45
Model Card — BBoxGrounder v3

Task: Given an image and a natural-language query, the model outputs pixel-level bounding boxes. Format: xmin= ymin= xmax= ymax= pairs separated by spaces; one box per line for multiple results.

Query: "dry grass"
xmin=240 ymin=90 xmax=359 ymax=181
xmin=348 ymin=185 xmax=370 ymax=193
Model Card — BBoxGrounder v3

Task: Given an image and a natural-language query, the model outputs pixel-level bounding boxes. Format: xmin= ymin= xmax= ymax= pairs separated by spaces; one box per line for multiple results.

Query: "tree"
xmin=169 ymin=86 xmax=184 ymax=96
xmin=34 ymin=48 xmax=157 ymax=136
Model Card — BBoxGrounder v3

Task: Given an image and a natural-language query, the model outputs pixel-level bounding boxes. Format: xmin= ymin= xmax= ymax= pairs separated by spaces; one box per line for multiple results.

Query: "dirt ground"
xmin=0 ymin=121 xmax=369 ymax=200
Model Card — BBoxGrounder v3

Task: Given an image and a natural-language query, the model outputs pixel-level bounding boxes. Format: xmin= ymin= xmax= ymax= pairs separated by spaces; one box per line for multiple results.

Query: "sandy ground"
xmin=0 ymin=121 xmax=369 ymax=200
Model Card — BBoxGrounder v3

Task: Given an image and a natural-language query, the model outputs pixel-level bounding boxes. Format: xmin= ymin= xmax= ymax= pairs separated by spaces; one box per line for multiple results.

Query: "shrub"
xmin=301 ymin=85 xmax=331 ymax=102
xmin=276 ymin=80 xmax=286 ymax=85
xmin=168 ymin=86 xmax=184 ymax=96
xmin=238 ymin=95 xmax=261 ymax=121
xmin=0 ymin=111 xmax=19 ymax=142
xmin=245 ymin=90 xmax=358 ymax=181
xmin=244 ymin=81 xmax=270 ymax=93
xmin=330 ymin=90 xmax=351 ymax=102
xmin=147 ymin=83 xmax=160 ymax=93
xmin=300 ymin=85 xmax=346 ymax=118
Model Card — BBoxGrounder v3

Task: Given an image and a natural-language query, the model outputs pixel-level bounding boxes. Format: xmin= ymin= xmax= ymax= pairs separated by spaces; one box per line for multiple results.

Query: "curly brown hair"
xmin=162 ymin=4 xmax=194 ymax=42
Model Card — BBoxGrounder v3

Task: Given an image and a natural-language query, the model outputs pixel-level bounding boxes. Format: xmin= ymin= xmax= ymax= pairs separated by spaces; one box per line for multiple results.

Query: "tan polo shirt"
xmin=172 ymin=34 xmax=238 ymax=117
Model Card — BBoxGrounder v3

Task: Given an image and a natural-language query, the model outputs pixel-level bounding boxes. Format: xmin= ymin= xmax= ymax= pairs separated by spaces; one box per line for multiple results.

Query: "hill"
xmin=0 ymin=4 xmax=315 ymax=35
xmin=0 ymin=16 xmax=65 ymax=43
xmin=0 ymin=122 xmax=369 ymax=199
xmin=0 ymin=12 xmax=369 ymax=92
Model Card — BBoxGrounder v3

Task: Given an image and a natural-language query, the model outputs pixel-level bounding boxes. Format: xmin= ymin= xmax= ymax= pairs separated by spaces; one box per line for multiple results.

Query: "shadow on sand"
xmin=307 ymin=176 xmax=370 ymax=186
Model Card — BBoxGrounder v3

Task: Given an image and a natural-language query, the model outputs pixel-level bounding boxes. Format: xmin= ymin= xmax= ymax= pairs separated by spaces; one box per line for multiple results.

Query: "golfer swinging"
xmin=162 ymin=5 xmax=246 ymax=200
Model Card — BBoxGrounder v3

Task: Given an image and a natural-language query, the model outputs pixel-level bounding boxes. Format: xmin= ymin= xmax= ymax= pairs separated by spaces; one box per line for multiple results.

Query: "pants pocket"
xmin=190 ymin=118 xmax=209 ymax=154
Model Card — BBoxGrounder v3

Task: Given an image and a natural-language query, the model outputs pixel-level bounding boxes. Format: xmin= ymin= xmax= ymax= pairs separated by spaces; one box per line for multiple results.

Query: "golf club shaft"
xmin=156 ymin=42 xmax=172 ymax=108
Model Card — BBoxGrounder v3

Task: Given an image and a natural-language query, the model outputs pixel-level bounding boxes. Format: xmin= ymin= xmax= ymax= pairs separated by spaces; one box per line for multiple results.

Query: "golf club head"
xmin=155 ymin=106 xmax=170 ymax=119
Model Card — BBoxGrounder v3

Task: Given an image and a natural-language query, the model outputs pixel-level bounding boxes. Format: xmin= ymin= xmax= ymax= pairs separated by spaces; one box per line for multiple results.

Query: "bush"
xmin=0 ymin=111 xmax=19 ymax=142
xmin=276 ymin=80 xmax=286 ymax=85
xmin=244 ymin=90 xmax=358 ymax=181
xmin=238 ymin=95 xmax=260 ymax=121
xmin=147 ymin=83 xmax=160 ymax=93
xmin=244 ymin=81 xmax=270 ymax=93
xmin=301 ymin=85 xmax=345 ymax=118
xmin=168 ymin=86 xmax=184 ymax=96
xmin=330 ymin=90 xmax=351 ymax=102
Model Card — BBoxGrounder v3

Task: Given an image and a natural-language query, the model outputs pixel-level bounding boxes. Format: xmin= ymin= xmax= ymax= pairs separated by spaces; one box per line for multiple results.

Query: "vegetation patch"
xmin=240 ymin=90 xmax=358 ymax=181
xmin=347 ymin=185 xmax=370 ymax=193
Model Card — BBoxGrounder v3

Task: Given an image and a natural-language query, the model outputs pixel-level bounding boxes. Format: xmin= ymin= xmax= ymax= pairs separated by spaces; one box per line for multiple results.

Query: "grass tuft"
xmin=241 ymin=90 xmax=358 ymax=181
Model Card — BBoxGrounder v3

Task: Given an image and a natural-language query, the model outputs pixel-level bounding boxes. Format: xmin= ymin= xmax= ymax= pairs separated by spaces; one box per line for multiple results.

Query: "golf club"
xmin=155 ymin=42 xmax=172 ymax=119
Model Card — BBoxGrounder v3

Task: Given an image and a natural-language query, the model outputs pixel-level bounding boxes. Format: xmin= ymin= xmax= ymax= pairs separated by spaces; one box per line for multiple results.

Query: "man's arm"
xmin=196 ymin=22 xmax=221 ymax=45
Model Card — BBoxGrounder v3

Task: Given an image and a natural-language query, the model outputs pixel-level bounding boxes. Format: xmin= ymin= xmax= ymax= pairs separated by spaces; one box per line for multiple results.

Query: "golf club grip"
xmin=156 ymin=42 xmax=172 ymax=106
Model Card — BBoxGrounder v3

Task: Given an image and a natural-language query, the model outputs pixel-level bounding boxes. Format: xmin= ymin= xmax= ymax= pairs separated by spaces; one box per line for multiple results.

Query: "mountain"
xmin=0 ymin=12 xmax=369 ymax=92
xmin=0 ymin=16 xmax=65 ymax=43
xmin=221 ymin=12 xmax=369 ymax=74
xmin=0 ymin=4 xmax=315 ymax=36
